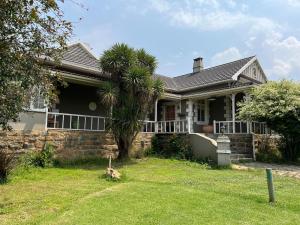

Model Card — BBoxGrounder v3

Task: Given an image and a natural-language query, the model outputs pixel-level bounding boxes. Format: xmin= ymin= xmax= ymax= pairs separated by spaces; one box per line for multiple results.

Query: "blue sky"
xmin=62 ymin=0 xmax=300 ymax=80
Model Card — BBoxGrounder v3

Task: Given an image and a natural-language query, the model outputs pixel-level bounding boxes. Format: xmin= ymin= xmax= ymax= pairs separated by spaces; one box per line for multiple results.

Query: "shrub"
xmin=238 ymin=80 xmax=300 ymax=161
xmin=256 ymin=135 xmax=282 ymax=163
xmin=0 ymin=149 xmax=16 ymax=183
xmin=149 ymin=134 xmax=193 ymax=160
xmin=25 ymin=143 xmax=54 ymax=168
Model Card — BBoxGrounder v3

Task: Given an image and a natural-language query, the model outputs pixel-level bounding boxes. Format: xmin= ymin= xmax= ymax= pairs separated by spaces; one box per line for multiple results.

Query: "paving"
xmin=233 ymin=162 xmax=300 ymax=179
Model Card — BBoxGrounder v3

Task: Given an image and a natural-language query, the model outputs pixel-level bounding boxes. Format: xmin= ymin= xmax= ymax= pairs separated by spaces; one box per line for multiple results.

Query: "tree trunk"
xmin=117 ymin=137 xmax=130 ymax=160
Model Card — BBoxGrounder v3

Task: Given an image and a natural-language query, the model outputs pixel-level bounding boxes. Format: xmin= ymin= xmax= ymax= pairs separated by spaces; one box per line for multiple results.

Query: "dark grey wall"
xmin=56 ymin=83 xmax=107 ymax=116
xmin=209 ymin=96 xmax=225 ymax=124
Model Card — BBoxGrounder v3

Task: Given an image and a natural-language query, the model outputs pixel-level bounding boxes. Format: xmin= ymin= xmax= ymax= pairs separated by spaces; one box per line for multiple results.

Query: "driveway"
xmin=233 ymin=162 xmax=300 ymax=179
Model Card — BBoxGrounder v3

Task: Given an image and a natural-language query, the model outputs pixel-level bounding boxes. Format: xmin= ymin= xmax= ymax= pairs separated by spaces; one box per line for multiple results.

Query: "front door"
xmin=165 ymin=105 xmax=175 ymax=132
xmin=165 ymin=105 xmax=175 ymax=121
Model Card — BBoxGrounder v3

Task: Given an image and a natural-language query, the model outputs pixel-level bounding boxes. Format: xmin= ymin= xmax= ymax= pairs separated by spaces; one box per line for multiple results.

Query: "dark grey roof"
xmin=62 ymin=43 xmax=100 ymax=71
xmin=60 ymin=43 xmax=255 ymax=91
xmin=155 ymin=56 xmax=255 ymax=92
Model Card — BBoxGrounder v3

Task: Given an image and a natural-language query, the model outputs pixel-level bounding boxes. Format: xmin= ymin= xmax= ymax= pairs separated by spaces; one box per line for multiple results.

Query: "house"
xmin=8 ymin=43 xmax=269 ymax=161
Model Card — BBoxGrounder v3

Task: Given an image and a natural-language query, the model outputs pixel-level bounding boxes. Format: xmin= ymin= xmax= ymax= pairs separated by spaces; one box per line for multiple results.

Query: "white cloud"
xmin=148 ymin=0 xmax=279 ymax=32
xmin=265 ymin=36 xmax=300 ymax=78
xmin=286 ymin=0 xmax=300 ymax=7
xmin=75 ymin=24 xmax=115 ymax=56
xmin=210 ymin=47 xmax=242 ymax=66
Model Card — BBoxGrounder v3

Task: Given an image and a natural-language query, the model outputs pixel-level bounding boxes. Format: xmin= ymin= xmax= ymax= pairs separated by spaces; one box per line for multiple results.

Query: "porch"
xmin=45 ymin=83 xmax=268 ymax=135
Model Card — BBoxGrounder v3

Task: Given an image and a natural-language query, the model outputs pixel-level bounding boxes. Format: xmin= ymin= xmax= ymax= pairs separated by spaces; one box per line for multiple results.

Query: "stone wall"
xmin=226 ymin=134 xmax=253 ymax=154
xmin=0 ymin=130 xmax=154 ymax=160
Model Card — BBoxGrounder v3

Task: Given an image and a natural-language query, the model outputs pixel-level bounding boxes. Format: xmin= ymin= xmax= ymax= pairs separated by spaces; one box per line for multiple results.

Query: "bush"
xmin=0 ymin=149 xmax=16 ymax=183
xmin=255 ymin=135 xmax=282 ymax=163
xmin=238 ymin=80 xmax=300 ymax=161
xmin=25 ymin=143 xmax=54 ymax=168
xmin=149 ymin=134 xmax=193 ymax=160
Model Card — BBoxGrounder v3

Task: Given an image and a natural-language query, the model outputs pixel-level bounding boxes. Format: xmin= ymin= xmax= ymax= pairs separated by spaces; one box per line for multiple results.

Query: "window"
xmin=30 ymin=88 xmax=46 ymax=112
xmin=197 ymin=100 xmax=206 ymax=122
xmin=253 ymin=68 xmax=257 ymax=79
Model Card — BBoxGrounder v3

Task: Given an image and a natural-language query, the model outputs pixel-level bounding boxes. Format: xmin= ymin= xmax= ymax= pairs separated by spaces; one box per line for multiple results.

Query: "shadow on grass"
xmin=53 ymin=156 xmax=138 ymax=171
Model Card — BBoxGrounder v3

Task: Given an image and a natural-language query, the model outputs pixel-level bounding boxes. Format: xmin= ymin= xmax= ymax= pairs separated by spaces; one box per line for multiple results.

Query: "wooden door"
xmin=165 ymin=105 xmax=175 ymax=121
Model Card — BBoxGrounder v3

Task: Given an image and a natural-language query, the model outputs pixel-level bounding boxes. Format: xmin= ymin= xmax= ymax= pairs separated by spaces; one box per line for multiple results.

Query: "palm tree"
xmin=99 ymin=43 xmax=164 ymax=159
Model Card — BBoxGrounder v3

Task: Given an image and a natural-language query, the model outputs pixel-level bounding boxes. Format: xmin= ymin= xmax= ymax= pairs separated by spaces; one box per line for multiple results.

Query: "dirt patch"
xmin=233 ymin=162 xmax=300 ymax=179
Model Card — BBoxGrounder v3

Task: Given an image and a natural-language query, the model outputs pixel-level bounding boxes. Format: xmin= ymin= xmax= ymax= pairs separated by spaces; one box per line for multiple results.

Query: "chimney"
xmin=193 ymin=57 xmax=204 ymax=73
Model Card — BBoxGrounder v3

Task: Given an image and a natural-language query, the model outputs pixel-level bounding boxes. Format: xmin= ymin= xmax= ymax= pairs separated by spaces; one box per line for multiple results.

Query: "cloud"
xmin=74 ymin=24 xmax=116 ymax=56
xmin=285 ymin=0 xmax=300 ymax=7
xmin=265 ymin=36 xmax=300 ymax=78
xmin=148 ymin=0 xmax=278 ymax=32
xmin=210 ymin=47 xmax=242 ymax=66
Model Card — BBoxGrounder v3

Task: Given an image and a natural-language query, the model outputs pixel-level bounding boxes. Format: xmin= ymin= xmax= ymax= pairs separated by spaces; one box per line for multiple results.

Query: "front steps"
xmin=230 ymin=153 xmax=253 ymax=163
xmin=202 ymin=133 xmax=254 ymax=163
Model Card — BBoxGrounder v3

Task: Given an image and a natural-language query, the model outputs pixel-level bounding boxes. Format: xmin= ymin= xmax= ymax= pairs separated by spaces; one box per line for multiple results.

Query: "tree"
xmin=99 ymin=44 xmax=164 ymax=160
xmin=238 ymin=80 xmax=300 ymax=161
xmin=0 ymin=0 xmax=72 ymax=130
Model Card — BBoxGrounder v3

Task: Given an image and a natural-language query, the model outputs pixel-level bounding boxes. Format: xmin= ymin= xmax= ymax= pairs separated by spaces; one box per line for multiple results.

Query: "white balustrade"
xmin=213 ymin=120 xmax=269 ymax=134
xmin=46 ymin=112 xmax=106 ymax=131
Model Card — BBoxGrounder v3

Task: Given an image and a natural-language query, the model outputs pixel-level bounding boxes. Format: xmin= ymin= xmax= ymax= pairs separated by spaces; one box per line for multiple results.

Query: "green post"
xmin=266 ymin=168 xmax=275 ymax=203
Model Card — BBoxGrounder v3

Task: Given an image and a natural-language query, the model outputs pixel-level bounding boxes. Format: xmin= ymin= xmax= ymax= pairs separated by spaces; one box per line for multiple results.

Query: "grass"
xmin=0 ymin=158 xmax=300 ymax=225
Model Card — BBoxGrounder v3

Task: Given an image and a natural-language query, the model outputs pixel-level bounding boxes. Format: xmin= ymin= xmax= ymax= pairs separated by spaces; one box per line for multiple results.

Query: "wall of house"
xmin=0 ymin=130 xmax=154 ymax=159
xmin=241 ymin=60 xmax=266 ymax=83
xmin=56 ymin=83 xmax=107 ymax=116
xmin=9 ymin=111 xmax=46 ymax=131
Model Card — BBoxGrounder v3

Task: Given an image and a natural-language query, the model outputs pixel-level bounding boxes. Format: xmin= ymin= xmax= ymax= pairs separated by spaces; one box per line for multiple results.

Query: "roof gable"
xmin=62 ymin=43 xmax=100 ymax=71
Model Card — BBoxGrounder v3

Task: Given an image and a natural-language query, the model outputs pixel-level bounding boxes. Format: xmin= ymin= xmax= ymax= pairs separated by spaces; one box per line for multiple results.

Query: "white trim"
xmin=60 ymin=60 xmax=102 ymax=75
xmin=183 ymin=85 xmax=253 ymax=99
xmin=232 ymin=57 xmax=257 ymax=80
xmin=27 ymin=108 xmax=47 ymax=113
xmin=62 ymin=72 xmax=104 ymax=86
xmin=163 ymin=92 xmax=182 ymax=100
xmin=254 ymin=59 xmax=268 ymax=82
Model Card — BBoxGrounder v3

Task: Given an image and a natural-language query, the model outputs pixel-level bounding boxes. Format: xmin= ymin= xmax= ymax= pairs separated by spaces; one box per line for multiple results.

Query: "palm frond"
xmin=97 ymin=81 xmax=118 ymax=107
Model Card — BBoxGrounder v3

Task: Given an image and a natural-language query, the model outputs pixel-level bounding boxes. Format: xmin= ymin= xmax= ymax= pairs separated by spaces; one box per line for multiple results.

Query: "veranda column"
xmin=154 ymin=99 xmax=158 ymax=132
xmin=231 ymin=93 xmax=236 ymax=134
xmin=187 ymin=99 xmax=194 ymax=133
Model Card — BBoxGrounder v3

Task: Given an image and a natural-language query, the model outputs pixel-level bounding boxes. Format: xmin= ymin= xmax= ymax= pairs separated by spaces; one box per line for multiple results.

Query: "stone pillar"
xmin=187 ymin=100 xmax=194 ymax=133
xmin=154 ymin=99 xmax=158 ymax=132
xmin=216 ymin=134 xmax=231 ymax=166
xmin=231 ymin=93 xmax=236 ymax=134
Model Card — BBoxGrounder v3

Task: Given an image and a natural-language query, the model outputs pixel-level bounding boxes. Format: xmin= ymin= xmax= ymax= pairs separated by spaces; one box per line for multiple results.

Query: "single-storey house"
xmin=9 ymin=43 xmax=269 ymax=162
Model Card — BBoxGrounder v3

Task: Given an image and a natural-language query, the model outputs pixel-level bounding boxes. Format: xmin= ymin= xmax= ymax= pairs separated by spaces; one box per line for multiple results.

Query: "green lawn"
xmin=1 ymin=158 xmax=300 ymax=225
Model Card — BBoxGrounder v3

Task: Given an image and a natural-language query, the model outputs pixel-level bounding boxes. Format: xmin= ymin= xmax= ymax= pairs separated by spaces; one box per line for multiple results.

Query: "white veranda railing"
xmin=213 ymin=120 xmax=270 ymax=134
xmin=46 ymin=112 xmax=106 ymax=131
xmin=47 ymin=112 xmax=189 ymax=134
xmin=141 ymin=120 xmax=189 ymax=133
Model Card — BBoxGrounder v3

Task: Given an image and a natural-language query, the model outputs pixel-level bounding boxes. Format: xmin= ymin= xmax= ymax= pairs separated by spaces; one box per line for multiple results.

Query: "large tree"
xmin=238 ymin=80 xmax=300 ymax=161
xmin=0 ymin=0 xmax=72 ymax=130
xmin=99 ymin=44 xmax=164 ymax=159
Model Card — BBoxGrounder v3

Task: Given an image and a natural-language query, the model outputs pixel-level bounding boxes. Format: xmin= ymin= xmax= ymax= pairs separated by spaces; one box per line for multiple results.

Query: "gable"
xmin=62 ymin=43 xmax=100 ymax=71
xmin=238 ymin=60 xmax=267 ymax=83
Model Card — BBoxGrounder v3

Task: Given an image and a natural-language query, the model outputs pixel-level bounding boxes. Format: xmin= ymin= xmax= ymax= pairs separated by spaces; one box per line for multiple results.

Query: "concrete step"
xmin=230 ymin=153 xmax=253 ymax=163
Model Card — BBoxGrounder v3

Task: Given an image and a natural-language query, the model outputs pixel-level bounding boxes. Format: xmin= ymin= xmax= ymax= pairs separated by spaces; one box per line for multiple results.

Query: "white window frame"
xmin=197 ymin=100 xmax=206 ymax=123
xmin=29 ymin=87 xmax=47 ymax=112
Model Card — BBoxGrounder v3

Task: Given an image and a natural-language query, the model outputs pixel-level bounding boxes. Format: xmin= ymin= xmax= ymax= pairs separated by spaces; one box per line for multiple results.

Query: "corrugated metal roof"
xmin=62 ymin=43 xmax=100 ymax=71
xmin=60 ymin=43 xmax=256 ymax=92
xmin=155 ymin=56 xmax=255 ymax=92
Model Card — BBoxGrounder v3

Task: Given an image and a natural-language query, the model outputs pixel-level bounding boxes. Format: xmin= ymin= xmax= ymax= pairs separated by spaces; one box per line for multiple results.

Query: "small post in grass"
xmin=108 ymin=154 xmax=112 ymax=169
xmin=266 ymin=168 xmax=275 ymax=203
